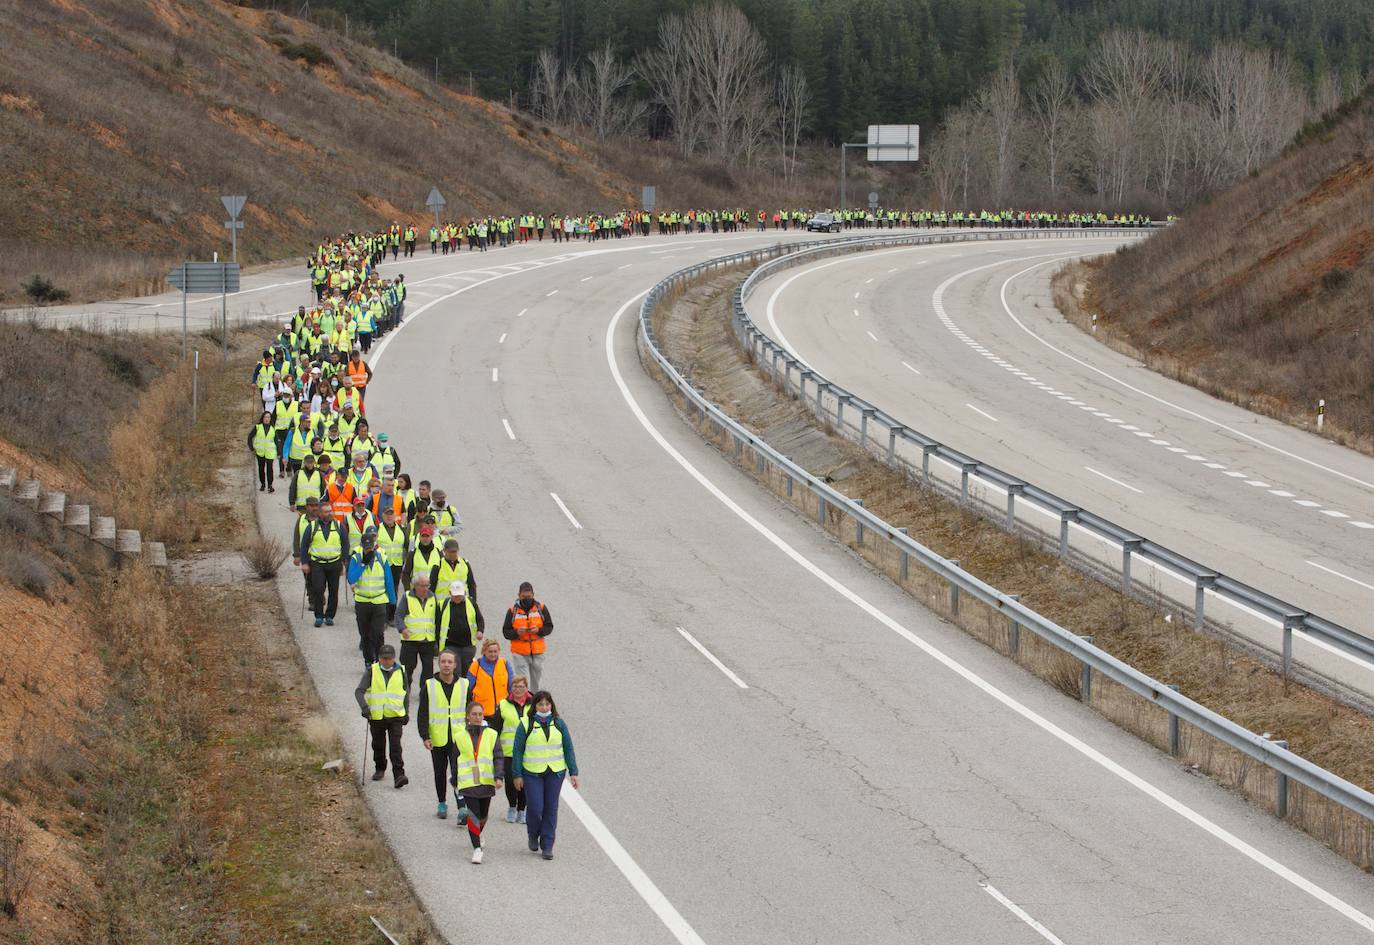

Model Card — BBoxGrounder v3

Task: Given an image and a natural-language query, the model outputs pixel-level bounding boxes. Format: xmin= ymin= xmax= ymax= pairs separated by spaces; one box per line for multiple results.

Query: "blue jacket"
xmin=345 ymin=550 xmax=396 ymax=603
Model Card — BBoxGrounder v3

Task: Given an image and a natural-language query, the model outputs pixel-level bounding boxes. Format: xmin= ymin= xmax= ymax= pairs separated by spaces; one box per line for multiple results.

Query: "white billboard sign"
xmin=867 ymin=124 xmax=919 ymax=162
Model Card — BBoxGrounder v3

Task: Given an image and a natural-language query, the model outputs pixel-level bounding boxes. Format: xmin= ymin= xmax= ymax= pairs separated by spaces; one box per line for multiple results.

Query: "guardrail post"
xmin=897 ymin=528 xmax=909 ymax=580
xmin=854 ymin=499 xmax=865 ymax=545
xmin=960 ymin=463 xmax=978 ymax=505
xmin=1193 ymin=574 xmax=1217 ymax=630
xmin=785 ymin=473 xmax=793 ymax=497
xmin=771 ymin=347 xmax=781 ymax=377
xmin=1122 ymin=538 xmax=1143 ymax=593
xmin=887 ymin=426 xmax=906 ymax=463
xmin=1281 ymin=614 xmax=1304 ymax=678
xmin=815 ymin=381 xmax=828 ymax=420
xmin=949 ymin=560 xmax=961 ymax=614
xmin=783 ymin=359 xmax=793 ymax=392
xmin=1006 ymin=483 xmax=1024 ymax=529
xmin=1059 ymin=509 xmax=1079 ymax=558
xmin=1007 ymin=594 xmax=1021 ymax=655
xmin=860 ymin=408 xmax=874 ymax=445
xmin=817 ymin=493 xmax=826 ymax=525
xmin=922 ymin=444 xmax=938 ymax=484
xmin=1166 ymin=684 xmax=1181 ymax=756
xmin=836 ymin=395 xmax=849 ymax=430
xmin=799 ymin=370 xmax=811 ymax=402
xmin=1274 ymin=739 xmax=1289 ymax=817
xmin=1079 ymin=635 xmax=1094 ymax=702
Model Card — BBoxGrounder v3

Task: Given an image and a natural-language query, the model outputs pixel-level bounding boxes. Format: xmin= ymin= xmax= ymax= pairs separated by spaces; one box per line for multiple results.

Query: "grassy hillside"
xmin=1061 ymin=81 xmax=1374 ymax=452
xmin=0 ymin=0 xmax=926 ymax=305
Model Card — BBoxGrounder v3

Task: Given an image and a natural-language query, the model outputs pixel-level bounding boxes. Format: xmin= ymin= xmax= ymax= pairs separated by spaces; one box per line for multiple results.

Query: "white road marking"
xmin=980 ymin=883 xmax=1068 ymax=945
xmin=1295 ymin=499 xmax=1321 ymax=507
xmin=1150 ymin=439 xmax=1170 ymax=445
xmin=560 ymin=787 xmax=708 ymax=945
xmin=581 ymin=276 xmax=594 ymax=282
xmin=888 ymin=267 xmax=898 ymax=273
xmin=516 ymin=308 xmax=528 ymax=318
xmin=604 ymin=290 xmax=1374 ymax=934
xmin=1245 ymin=481 xmax=1270 ymax=487
xmin=1223 ymin=471 xmax=1248 ymax=477
xmin=1352 ymin=522 xmax=1374 ymax=529
xmin=853 ymin=308 xmax=861 ymax=317
xmin=546 ymin=289 xmax=559 ymax=297
xmin=966 ymin=403 xmax=998 ymax=422
xmin=675 ymin=627 xmax=748 ymax=689
xmin=1309 ymin=561 xmax=1374 ymax=592
xmin=854 ymin=291 xmax=861 ymax=299
xmin=499 ymin=333 xmax=507 ymax=344
xmin=901 ymin=361 xmax=921 ymax=375
xmin=618 ymin=263 xmax=633 ymax=269
xmin=865 ymin=277 xmax=874 ymax=284
xmin=866 ymin=330 xmax=878 ymax=342
xmin=550 ymin=492 xmax=583 ymax=529
xmin=492 ymin=367 xmax=499 ymax=383
xmin=1269 ymin=489 xmax=1294 ymax=497
xmin=502 ymin=419 xmax=516 ymax=440
xmin=1184 ymin=454 xmax=1206 ymax=461
xmin=1085 ymin=466 xmax=1143 ymax=494
xmin=1322 ymin=510 xmax=1350 ymax=518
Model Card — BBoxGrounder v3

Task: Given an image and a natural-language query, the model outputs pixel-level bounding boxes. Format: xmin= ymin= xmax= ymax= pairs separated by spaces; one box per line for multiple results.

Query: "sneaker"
xmin=371 ymin=769 xmax=385 ymax=781
xmin=517 ymin=810 xmax=527 ymax=824
xmin=325 ymin=617 xmax=334 ymax=626
xmin=505 ymin=807 xmax=517 ymax=824
xmin=541 ymin=850 xmax=553 ymax=861
xmin=267 ymin=485 xmax=275 ymax=493
xmin=314 ymin=618 xmax=324 ymax=627
xmin=471 ymin=846 xmax=483 ymax=865
xmin=455 ymin=807 xmax=469 ymax=826
xmin=259 ymin=484 xmax=266 ymax=492
xmin=436 ymin=803 xmax=448 ymax=820
xmin=394 ymin=774 xmax=409 ymax=789
xmin=528 ymin=837 xmax=539 ymax=853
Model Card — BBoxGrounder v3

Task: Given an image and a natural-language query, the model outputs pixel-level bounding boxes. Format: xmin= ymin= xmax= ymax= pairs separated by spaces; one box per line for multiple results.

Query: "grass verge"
xmin=644 ymin=270 xmax=1374 ymax=872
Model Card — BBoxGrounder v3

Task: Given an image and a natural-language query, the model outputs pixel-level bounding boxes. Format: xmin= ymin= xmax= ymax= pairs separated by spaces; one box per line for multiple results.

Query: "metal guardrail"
xmin=637 ymin=228 xmax=1374 ymax=825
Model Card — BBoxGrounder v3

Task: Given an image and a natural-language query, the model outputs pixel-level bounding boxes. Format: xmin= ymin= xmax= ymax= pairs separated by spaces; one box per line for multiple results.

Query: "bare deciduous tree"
xmin=569 ymin=41 xmax=644 ymax=141
xmin=1028 ymin=57 xmax=1074 ymax=199
xmin=682 ymin=3 xmax=770 ymax=159
xmin=1084 ymin=29 xmax=1167 ymax=203
xmin=531 ymin=48 xmax=570 ymax=126
xmin=775 ymin=63 xmax=809 ymax=182
xmin=978 ymin=65 xmax=1021 ymax=204
xmin=637 ymin=14 xmax=702 ymax=156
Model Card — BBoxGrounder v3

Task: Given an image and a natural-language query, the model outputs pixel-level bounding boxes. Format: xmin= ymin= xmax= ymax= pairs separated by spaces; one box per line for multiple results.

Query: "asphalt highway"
xmin=59 ymin=232 xmax=1374 ymax=942
xmin=751 ymin=237 xmax=1374 ymax=700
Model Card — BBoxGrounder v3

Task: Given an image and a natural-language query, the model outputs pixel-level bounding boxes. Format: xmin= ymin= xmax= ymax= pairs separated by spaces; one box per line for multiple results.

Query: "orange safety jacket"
xmin=509 ymin=601 xmax=547 ymax=656
xmin=325 ymin=480 xmax=354 ymax=521
xmin=346 ymin=359 xmax=369 ymax=390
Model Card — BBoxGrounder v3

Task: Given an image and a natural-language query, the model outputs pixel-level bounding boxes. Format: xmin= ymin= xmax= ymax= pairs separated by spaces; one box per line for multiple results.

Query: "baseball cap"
xmin=449 ymin=581 xmax=466 ymax=596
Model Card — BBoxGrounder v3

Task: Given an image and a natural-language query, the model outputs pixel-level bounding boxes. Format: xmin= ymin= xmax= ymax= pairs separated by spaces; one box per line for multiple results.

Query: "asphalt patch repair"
xmin=644 ymin=269 xmax=1374 ymax=872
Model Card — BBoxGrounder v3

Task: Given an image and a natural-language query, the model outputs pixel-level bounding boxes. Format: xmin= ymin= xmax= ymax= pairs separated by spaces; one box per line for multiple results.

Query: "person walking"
xmin=249 ymin=410 xmax=277 ymax=492
xmin=513 ymin=690 xmax=579 ymax=860
xmin=438 ymin=580 xmax=484 ymax=674
xmin=395 ymin=573 xmax=439 ymax=697
xmin=432 ymin=538 xmax=476 ymax=601
xmin=300 ymin=505 xmax=349 ymax=627
xmin=454 ymin=701 xmax=503 ymax=864
xmin=502 ymin=582 xmax=552 ymax=691
xmin=346 ymin=527 xmax=395 ymax=666
xmin=497 ymin=675 xmax=533 ymax=823
xmin=417 ymin=649 xmax=469 ymax=820
xmin=465 ymin=638 xmax=509 ymax=727
xmin=354 ymin=643 xmax=409 ymax=788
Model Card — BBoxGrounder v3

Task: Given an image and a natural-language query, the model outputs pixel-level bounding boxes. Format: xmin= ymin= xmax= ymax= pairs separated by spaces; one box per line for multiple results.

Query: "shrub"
xmin=20 ymin=275 xmax=69 ymax=304
xmin=1321 ymin=267 xmax=1352 ymax=292
xmin=0 ymin=811 xmax=32 ymax=918
xmin=241 ymin=534 xmax=289 ymax=579
xmin=0 ymin=552 xmax=53 ymax=600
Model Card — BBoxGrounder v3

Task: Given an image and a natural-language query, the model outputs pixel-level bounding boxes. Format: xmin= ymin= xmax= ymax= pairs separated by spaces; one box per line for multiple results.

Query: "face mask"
xmin=535 ymin=711 xmax=551 ymax=720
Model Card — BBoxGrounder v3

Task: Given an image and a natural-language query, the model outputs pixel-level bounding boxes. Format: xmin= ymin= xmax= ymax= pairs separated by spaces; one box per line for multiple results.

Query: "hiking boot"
xmin=394 ymin=774 xmax=409 ymax=789
xmin=314 ymin=617 xmax=324 ymax=627
xmin=324 ymin=617 xmax=334 ymax=626
xmin=371 ymin=769 xmax=385 ymax=781
xmin=528 ymin=837 xmax=539 ymax=853
xmin=541 ymin=850 xmax=553 ymax=861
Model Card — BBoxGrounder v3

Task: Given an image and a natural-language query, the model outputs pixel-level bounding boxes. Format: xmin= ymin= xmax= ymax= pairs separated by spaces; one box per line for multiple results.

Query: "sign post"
xmin=839 ymin=124 xmax=919 ymax=209
xmin=221 ymin=195 xmax=247 ymax=263
xmin=167 ymin=262 xmax=241 ymax=360
xmin=642 ymin=185 xmax=656 ymax=213
xmin=425 ymin=187 xmax=447 ymax=233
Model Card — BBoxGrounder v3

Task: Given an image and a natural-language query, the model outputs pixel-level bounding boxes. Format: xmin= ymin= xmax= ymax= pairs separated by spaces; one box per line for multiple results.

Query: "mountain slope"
xmin=1061 ymin=82 xmax=1374 ymax=452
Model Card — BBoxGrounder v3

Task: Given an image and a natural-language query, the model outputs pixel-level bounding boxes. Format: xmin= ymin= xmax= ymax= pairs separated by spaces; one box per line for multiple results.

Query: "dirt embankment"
xmin=1061 ymin=83 xmax=1374 ymax=454
xmin=0 ymin=324 xmax=434 ymax=944
xmin=645 ymin=271 xmax=1374 ymax=871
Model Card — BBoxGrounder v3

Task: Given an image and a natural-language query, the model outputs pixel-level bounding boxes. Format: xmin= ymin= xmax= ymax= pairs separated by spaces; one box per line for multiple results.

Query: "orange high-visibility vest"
xmin=509 ymin=602 xmax=547 ymax=656
xmin=347 ymin=359 xmax=369 ymax=390
xmin=325 ymin=480 xmax=354 ymax=521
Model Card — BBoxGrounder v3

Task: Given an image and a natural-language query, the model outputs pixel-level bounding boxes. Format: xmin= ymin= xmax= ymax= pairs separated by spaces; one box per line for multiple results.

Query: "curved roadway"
xmin=60 ymin=233 xmax=1374 ymax=942
xmin=752 ymin=237 xmax=1374 ymax=698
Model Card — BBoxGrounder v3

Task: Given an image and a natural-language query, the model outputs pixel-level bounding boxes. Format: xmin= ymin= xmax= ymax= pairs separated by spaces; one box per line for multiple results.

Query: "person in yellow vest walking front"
xmin=453 ymin=701 xmax=503 ymax=864
xmin=354 ymin=644 xmax=409 ymax=788
xmin=346 ymin=528 xmax=395 ymax=667
xmin=513 ymin=690 xmax=578 ymax=860
xmin=417 ymin=650 xmax=469 ymax=820
xmin=394 ymin=573 xmax=439 ymax=698
xmin=248 ymin=410 xmax=277 ymax=493
xmin=502 ymin=581 xmax=552 ymax=691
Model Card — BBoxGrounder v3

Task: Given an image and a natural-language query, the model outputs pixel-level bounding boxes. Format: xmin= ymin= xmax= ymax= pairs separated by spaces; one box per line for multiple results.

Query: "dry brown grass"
xmin=648 ymin=270 xmax=1374 ymax=870
xmin=1068 ymin=82 xmax=1374 ymax=456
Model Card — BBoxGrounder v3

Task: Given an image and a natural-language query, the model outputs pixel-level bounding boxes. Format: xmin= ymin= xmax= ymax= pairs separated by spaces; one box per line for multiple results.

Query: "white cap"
xmin=449 ymin=581 xmax=466 ymax=597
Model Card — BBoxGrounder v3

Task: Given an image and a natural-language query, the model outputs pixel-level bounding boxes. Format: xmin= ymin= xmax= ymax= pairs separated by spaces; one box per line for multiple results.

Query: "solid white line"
xmin=492 ymin=367 xmax=499 ymax=383
xmin=560 ymin=787 xmax=708 ymax=945
xmin=866 ymin=330 xmax=878 ymax=342
xmin=502 ymin=419 xmax=516 ymax=440
xmin=516 ymin=308 xmax=528 ymax=318
xmin=1308 ymin=560 xmax=1374 ymax=593
xmin=675 ymin=627 xmax=749 ymax=689
xmin=550 ymin=492 xmax=583 ymax=529
xmin=499 ymin=333 xmax=507 ymax=344
xmin=603 ymin=290 xmax=1374 ymax=934
xmin=1084 ymin=466 xmax=1144 ymax=494
xmin=980 ymin=883 xmax=1067 ymax=945
xmin=546 ymin=289 xmax=559 ymax=297
xmin=966 ymin=403 xmax=998 ymax=422
xmin=901 ymin=361 xmax=921 ymax=375
xmin=997 ymin=262 xmax=1374 ymax=493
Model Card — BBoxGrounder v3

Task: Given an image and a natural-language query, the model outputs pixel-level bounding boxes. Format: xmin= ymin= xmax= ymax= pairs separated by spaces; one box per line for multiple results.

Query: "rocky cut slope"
xmin=1061 ymin=82 xmax=1374 ymax=451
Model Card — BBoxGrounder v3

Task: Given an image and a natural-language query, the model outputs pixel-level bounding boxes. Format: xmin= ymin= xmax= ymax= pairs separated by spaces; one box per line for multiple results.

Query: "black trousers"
xmin=431 ymin=742 xmax=457 ymax=802
xmin=359 ymin=331 xmax=372 ymax=353
xmin=369 ymin=717 xmax=405 ymax=776
xmin=309 ymin=559 xmax=341 ymax=618
xmin=400 ymin=640 xmax=436 ymax=696
xmin=255 ymin=456 xmax=274 ymax=488
xmin=355 ymin=601 xmax=387 ymax=665
xmin=462 ymin=795 xmax=492 ymax=847
xmin=503 ymin=756 xmax=525 ymax=810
